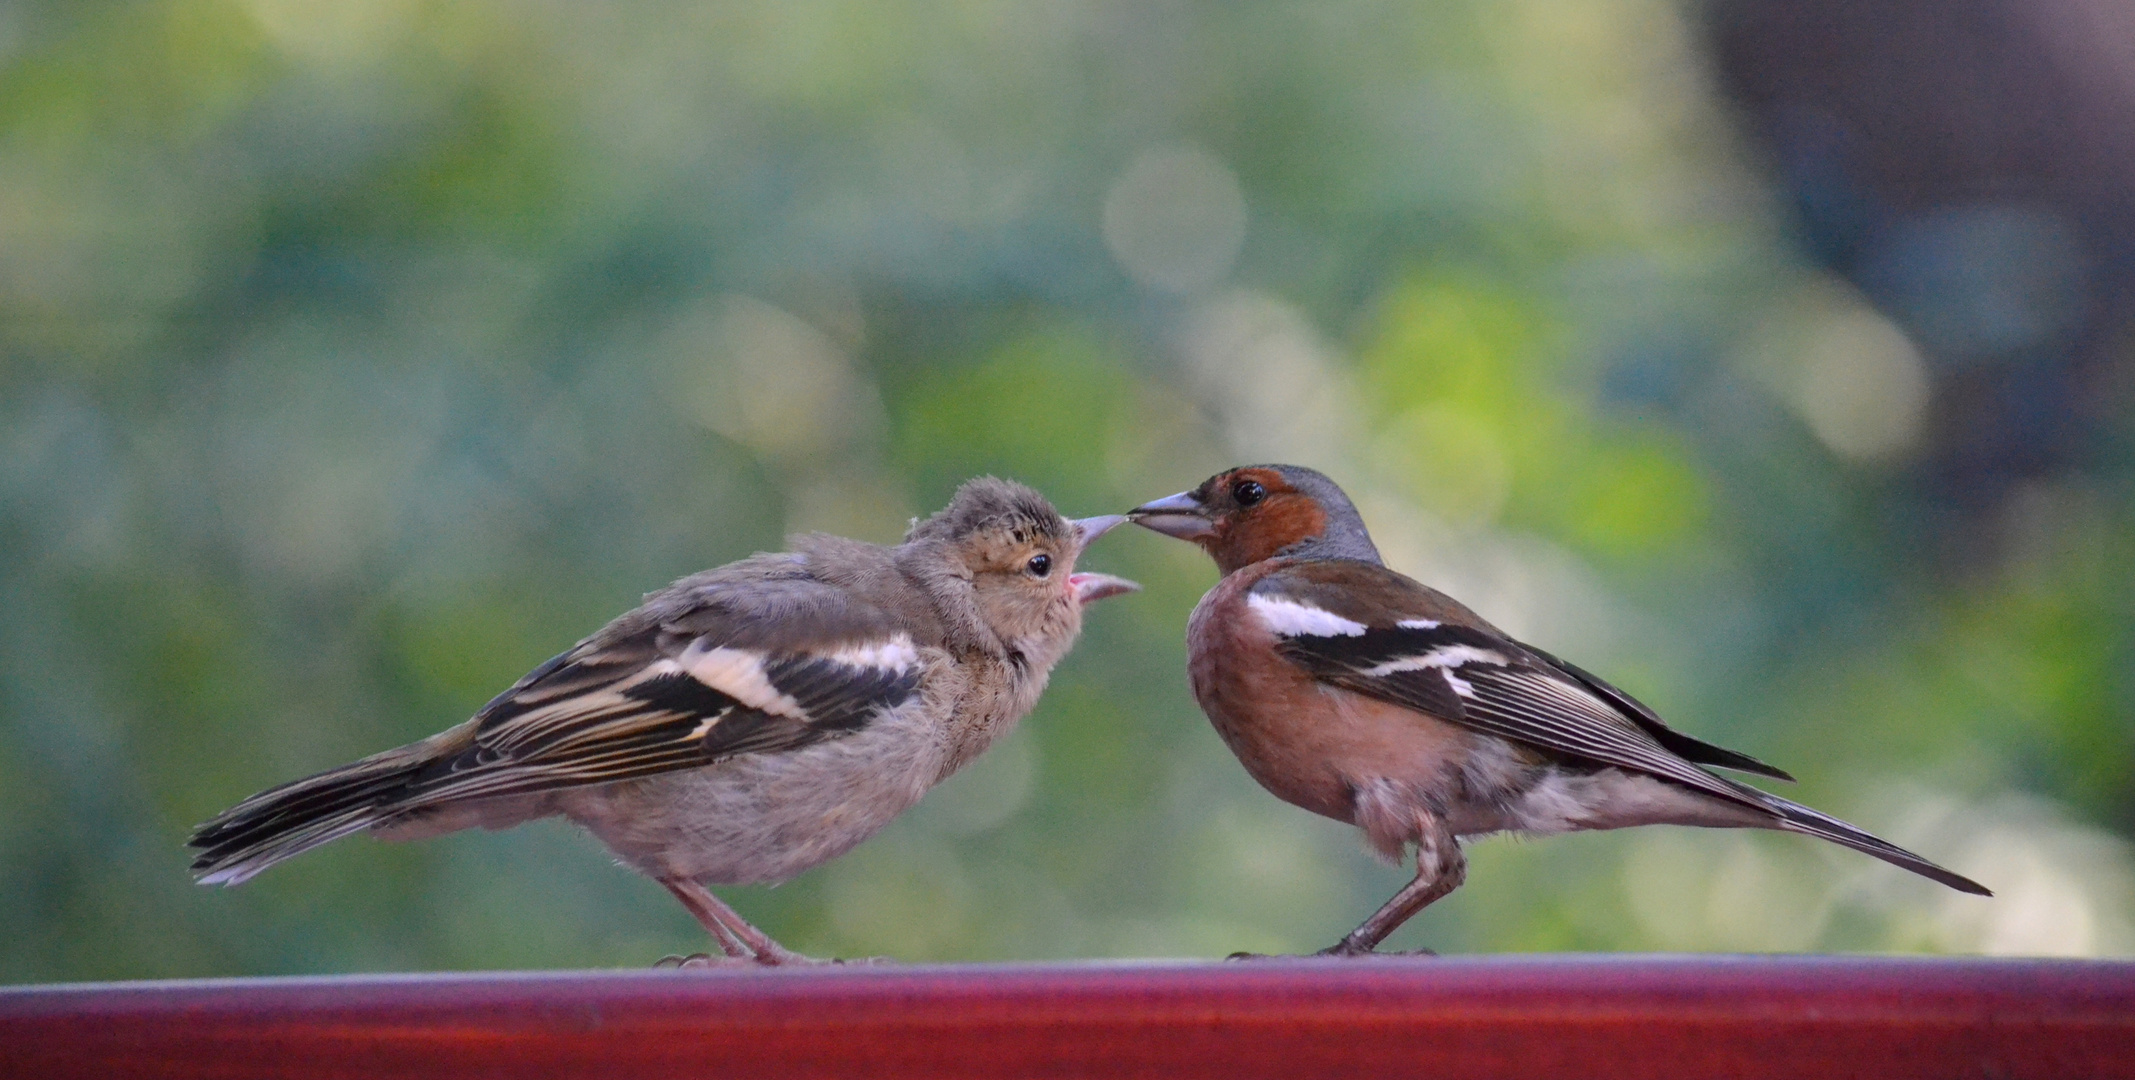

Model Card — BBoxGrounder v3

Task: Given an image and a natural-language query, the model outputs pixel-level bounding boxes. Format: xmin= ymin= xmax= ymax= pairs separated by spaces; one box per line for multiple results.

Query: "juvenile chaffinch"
xmin=191 ymin=477 xmax=1136 ymax=966
xmin=1129 ymin=464 xmax=1988 ymax=956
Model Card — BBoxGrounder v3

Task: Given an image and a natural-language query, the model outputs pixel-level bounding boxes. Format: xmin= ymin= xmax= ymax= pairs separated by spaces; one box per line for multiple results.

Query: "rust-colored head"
xmin=1126 ymin=465 xmax=1382 ymax=575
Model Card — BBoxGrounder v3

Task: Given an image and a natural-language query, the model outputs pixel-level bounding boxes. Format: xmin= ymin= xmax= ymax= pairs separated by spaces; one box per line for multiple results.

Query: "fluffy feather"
xmin=190 ymin=476 xmax=1136 ymax=964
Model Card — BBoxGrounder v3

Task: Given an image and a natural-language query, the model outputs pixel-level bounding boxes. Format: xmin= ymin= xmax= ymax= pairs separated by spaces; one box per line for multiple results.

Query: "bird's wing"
xmin=392 ymin=557 xmax=927 ymax=810
xmin=1518 ymin=643 xmax=1792 ymax=781
xmin=1248 ymin=561 xmax=1781 ymax=807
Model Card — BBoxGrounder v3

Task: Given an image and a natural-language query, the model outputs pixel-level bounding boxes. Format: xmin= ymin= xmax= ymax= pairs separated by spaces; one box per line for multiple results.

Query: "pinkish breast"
xmin=1185 ymin=561 xmax=1480 ymax=837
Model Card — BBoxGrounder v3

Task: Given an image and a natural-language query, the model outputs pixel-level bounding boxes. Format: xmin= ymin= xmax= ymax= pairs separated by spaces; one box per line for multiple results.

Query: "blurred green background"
xmin=4 ymin=0 xmax=2134 ymax=980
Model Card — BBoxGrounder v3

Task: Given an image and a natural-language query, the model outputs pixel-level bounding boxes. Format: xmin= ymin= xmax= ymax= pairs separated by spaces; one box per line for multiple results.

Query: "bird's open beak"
xmin=1126 ymin=491 xmax=1215 ymax=540
xmin=1068 ymin=572 xmax=1140 ymax=605
xmin=1070 ymin=514 xmax=1129 ymax=550
xmin=1066 ymin=516 xmax=1139 ymax=604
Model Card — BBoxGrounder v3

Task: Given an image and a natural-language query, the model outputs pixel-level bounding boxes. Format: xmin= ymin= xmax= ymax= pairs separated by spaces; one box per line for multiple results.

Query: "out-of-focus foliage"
xmin=2 ymin=0 xmax=2131 ymax=980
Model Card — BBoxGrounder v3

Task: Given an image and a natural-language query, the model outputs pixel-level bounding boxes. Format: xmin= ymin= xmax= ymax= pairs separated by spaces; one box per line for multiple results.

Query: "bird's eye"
xmin=1232 ymin=480 xmax=1267 ymax=506
xmin=1025 ymin=553 xmax=1052 ymax=577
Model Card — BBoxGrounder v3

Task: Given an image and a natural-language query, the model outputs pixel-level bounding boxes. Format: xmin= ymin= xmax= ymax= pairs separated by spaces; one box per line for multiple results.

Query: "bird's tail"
xmin=188 ymin=738 xmax=448 ymax=886
xmin=1745 ymin=785 xmax=1991 ymax=896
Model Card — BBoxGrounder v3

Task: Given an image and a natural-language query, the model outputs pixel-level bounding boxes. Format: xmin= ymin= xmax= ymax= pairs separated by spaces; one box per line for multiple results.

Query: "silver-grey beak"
xmin=1071 ymin=514 xmax=1129 ymax=549
xmin=1126 ymin=491 xmax=1215 ymax=540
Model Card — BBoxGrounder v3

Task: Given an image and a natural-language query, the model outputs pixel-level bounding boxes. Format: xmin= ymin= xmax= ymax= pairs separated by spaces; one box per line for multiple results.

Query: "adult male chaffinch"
xmin=1129 ymin=464 xmax=1988 ymax=956
xmin=191 ymin=477 xmax=1136 ymax=966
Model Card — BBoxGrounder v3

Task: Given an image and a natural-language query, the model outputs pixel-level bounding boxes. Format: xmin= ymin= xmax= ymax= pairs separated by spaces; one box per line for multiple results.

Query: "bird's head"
xmin=1126 ymin=464 xmax=1382 ymax=576
xmin=904 ymin=477 xmax=1137 ymax=660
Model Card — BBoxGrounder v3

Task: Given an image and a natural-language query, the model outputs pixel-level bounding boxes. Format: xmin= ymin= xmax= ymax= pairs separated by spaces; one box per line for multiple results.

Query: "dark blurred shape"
xmin=1710 ymin=0 xmax=2135 ymax=534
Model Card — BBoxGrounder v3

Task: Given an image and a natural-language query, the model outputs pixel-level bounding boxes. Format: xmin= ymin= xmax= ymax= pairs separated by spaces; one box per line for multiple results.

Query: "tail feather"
xmin=189 ymin=746 xmax=435 ymax=886
xmin=1747 ymin=785 xmax=1992 ymax=896
xmin=1649 ymin=729 xmax=1796 ymax=783
xmin=192 ymin=809 xmax=381 ymax=886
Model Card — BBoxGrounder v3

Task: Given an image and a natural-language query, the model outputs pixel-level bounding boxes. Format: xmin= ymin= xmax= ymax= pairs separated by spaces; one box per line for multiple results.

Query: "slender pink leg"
xmin=658 ymin=879 xmax=756 ymax=963
xmin=660 ymin=878 xmax=817 ymax=966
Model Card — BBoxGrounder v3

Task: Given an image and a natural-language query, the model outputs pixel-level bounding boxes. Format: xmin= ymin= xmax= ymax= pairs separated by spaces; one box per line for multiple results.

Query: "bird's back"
xmin=191 ymin=541 xmax=935 ymax=885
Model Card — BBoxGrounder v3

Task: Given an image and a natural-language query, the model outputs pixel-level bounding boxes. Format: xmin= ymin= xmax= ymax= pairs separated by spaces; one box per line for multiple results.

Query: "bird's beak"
xmin=1070 ymin=514 xmax=1129 ymax=550
xmin=1065 ymin=517 xmax=1137 ymax=605
xmin=1126 ymin=491 xmax=1215 ymax=540
xmin=1068 ymin=572 xmax=1140 ymax=606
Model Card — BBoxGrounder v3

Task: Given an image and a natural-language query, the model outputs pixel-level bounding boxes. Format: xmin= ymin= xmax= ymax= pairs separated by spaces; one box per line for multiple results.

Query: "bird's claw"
xmin=760 ymin=952 xmax=894 ymax=967
xmin=658 ymin=950 xmax=894 ymax=969
xmin=1222 ymin=944 xmax=1440 ymax=961
xmin=1313 ymin=942 xmax=1438 ymax=958
xmin=654 ymin=952 xmax=754 ymax=969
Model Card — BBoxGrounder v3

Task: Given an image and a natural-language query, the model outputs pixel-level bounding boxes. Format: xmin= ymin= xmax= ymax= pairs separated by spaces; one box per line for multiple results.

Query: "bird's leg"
xmin=1321 ymin=822 xmax=1466 ymax=957
xmin=658 ymin=878 xmax=786 ymax=966
xmin=684 ymin=882 xmax=820 ymax=966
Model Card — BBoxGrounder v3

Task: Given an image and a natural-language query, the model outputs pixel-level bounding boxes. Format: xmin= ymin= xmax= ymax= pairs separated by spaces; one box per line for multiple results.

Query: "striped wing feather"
xmin=189 ymin=573 xmax=923 ymax=883
xmin=1251 ymin=564 xmax=1990 ymax=896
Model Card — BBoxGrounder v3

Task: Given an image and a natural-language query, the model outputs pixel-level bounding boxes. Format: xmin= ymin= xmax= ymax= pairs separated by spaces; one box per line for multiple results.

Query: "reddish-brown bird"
xmin=1129 ymin=464 xmax=1988 ymax=956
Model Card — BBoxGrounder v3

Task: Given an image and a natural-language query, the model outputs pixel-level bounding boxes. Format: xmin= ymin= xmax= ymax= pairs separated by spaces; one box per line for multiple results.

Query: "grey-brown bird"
xmin=191 ymin=477 xmax=1136 ymax=965
xmin=1128 ymin=464 xmax=1988 ymax=956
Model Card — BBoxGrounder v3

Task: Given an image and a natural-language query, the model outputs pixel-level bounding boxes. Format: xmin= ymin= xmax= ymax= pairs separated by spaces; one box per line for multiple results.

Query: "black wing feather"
xmin=190 ymin=566 xmax=927 ymax=884
xmin=1252 ymin=567 xmax=1988 ymax=897
xmin=1273 ymin=621 xmax=1770 ymax=809
xmin=1523 ymin=645 xmax=1794 ymax=782
xmin=399 ymin=642 xmax=922 ymax=809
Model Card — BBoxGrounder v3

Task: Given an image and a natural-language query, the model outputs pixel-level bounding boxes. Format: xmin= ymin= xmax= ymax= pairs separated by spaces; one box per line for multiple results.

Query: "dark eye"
xmin=1232 ymin=480 xmax=1267 ymax=506
xmin=1025 ymin=552 xmax=1052 ymax=577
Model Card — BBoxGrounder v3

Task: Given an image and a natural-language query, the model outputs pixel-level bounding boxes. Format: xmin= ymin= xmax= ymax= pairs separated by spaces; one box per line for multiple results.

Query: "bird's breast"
xmin=1187 ymin=569 xmax=1356 ymax=822
xmin=931 ymin=648 xmax=1045 ymax=782
xmin=1187 ymin=565 xmax=1480 ymax=834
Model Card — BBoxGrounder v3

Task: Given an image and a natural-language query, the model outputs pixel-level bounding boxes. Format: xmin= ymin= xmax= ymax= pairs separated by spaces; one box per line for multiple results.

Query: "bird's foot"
xmin=670 ymin=943 xmax=888 ymax=969
xmin=747 ymin=951 xmax=893 ymax=967
xmin=1314 ymin=940 xmax=1437 ymax=959
xmin=654 ymin=928 xmax=894 ymax=969
xmin=736 ymin=939 xmax=855 ymax=967
xmin=1222 ymin=941 xmax=1438 ymax=961
xmin=1224 ymin=935 xmax=1441 ymax=960
xmin=654 ymin=952 xmax=757 ymax=969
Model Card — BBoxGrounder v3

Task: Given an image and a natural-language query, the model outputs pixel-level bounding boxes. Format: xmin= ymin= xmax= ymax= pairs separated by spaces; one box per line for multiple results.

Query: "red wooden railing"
xmin=4 ymin=956 xmax=2133 ymax=1079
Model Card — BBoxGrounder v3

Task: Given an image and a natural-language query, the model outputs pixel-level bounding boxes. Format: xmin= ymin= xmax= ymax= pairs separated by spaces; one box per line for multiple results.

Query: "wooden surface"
xmin=4 ymin=956 xmax=2134 ymax=1079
